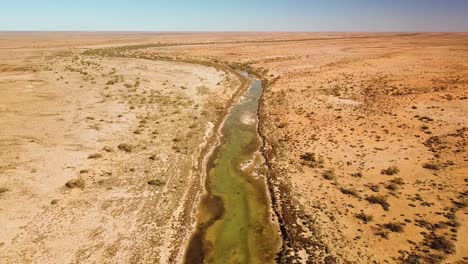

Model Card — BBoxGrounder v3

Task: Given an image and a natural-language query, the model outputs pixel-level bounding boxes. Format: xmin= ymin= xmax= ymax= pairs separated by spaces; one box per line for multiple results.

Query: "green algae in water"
xmin=185 ymin=77 xmax=280 ymax=264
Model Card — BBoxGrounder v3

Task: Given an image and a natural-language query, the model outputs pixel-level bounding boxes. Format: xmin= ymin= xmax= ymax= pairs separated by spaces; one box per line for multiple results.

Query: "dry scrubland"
xmin=0 ymin=33 xmax=242 ymax=263
xmin=0 ymin=32 xmax=467 ymax=264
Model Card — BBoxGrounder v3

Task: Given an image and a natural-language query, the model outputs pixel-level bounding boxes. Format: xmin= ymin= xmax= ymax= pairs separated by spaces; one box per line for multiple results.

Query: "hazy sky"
xmin=1 ymin=0 xmax=467 ymax=31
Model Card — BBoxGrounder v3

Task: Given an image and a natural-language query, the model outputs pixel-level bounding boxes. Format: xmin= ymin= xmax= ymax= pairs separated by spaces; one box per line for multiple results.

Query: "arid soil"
xmin=0 ymin=34 xmax=242 ymax=263
xmin=1 ymin=32 xmax=467 ymax=264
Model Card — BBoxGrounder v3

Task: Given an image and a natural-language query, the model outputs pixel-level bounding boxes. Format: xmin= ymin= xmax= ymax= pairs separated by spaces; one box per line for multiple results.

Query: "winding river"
xmin=185 ymin=74 xmax=280 ymax=263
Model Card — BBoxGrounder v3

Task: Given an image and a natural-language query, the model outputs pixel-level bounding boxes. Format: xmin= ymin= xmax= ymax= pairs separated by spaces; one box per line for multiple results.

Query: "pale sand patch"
xmin=0 ymin=42 xmax=239 ymax=263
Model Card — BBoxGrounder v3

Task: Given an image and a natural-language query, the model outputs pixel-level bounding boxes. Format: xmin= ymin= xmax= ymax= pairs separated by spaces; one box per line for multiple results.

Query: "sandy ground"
xmin=116 ymin=33 xmax=467 ymax=263
xmin=1 ymin=32 xmax=467 ymax=264
xmin=0 ymin=36 xmax=241 ymax=263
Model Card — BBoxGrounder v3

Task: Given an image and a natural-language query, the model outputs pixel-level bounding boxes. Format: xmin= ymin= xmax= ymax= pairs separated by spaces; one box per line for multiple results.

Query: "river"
xmin=185 ymin=74 xmax=280 ymax=264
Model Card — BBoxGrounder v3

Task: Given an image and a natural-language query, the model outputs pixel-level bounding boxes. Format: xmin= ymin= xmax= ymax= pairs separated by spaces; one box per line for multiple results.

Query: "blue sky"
xmin=1 ymin=0 xmax=467 ymax=31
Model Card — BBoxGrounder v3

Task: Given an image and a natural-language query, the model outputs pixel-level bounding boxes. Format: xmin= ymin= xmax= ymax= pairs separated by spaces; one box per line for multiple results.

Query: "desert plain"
xmin=0 ymin=32 xmax=467 ymax=264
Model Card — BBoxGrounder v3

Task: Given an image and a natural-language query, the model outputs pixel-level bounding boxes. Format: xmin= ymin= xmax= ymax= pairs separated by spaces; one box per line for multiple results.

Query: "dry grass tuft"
xmin=65 ymin=178 xmax=85 ymax=189
xmin=88 ymin=153 xmax=103 ymax=159
xmin=322 ymin=169 xmax=336 ymax=180
xmin=148 ymin=179 xmax=165 ymax=186
xmin=118 ymin=143 xmax=133 ymax=153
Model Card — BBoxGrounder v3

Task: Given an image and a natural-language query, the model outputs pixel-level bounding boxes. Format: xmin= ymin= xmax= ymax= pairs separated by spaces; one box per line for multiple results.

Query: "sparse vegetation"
xmin=367 ymin=183 xmax=380 ymax=192
xmin=385 ymin=183 xmax=399 ymax=191
xmin=355 ymin=213 xmax=373 ymax=223
xmin=402 ymin=254 xmax=421 ymax=264
xmin=389 ymin=177 xmax=405 ymax=185
xmin=322 ymin=169 xmax=336 ymax=180
xmin=383 ymin=222 xmax=404 ymax=232
xmin=118 ymin=143 xmax=133 ymax=152
xmin=422 ymin=163 xmax=440 ymax=170
xmin=299 ymin=152 xmax=324 ymax=168
xmin=427 ymin=235 xmax=455 ymax=254
xmin=366 ymin=195 xmax=390 ymax=211
xmin=3 ymin=30 xmax=468 ymax=264
xmin=102 ymin=146 xmax=113 ymax=152
xmin=340 ymin=187 xmax=359 ymax=197
xmin=381 ymin=166 xmax=400 ymax=175
xmin=88 ymin=153 xmax=103 ymax=159
xmin=65 ymin=178 xmax=85 ymax=189
xmin=148 ymin=179 xmax=165 ymax=186
xmin=351 ymin=172 xmax=363 ymax=178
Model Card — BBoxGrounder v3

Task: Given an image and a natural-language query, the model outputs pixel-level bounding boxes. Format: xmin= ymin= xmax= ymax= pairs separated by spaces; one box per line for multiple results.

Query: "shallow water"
xmin=185 ymin=75 xmax=280 ymax=264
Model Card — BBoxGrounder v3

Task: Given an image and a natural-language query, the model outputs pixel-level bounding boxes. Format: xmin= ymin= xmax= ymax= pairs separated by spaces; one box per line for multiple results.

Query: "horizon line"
xmin=1 ymin=30 xmax=467 ymax=34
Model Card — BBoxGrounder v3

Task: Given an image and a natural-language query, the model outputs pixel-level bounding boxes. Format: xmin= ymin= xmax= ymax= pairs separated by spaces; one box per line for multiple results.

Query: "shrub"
xmin=299 ymin=152 xmax=324 ymax=168
xmin=384 ymin=222 xmax=404 ymax=232
xmin=340 ymin=187 xmax=359 ymax=197
xmin=422 ymin=163 xmax=440 ymax=170
xmin=355 ymin=213 xmax=373 ymax=224
xmin=322 ymin=170 xmax=336 ymax=180
xmin=415 ymin=219 xmax=434 ymax=230
xmin=389 ymin=177 xmax=405 ymax=185
xmin=65 ymin=179 xmax=85 ymax=189
xmin=385 ymin=183 xmax=399 ymax=191
xmin=381 ymin=166 xmax=400 ymax=175
xmin=106 ymin=78 xmax=118 ymax=85
xmin=118 ymin=143 xmax=133 ymax=153
xmin=366 ymin=195 xmax=390 ymax=211
xmin=88 ymin=153 xmax=102 ymax=159
xmin=148 ymin=179 xmax=165 ymax=186
xmin=367 ymin=184 xmax=380 ymax=192
xmin=102 ymin=146 xmax=113 ymax=152
xmin=0 ymin=187 xmax=9 ymax=194
xmin=403 ymin=254 xmax=421 ymax=264
xmin=351 ymin=172 xmax=363 ymax=178
xmin=427 ymin=236 xmax=455 ymax=254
